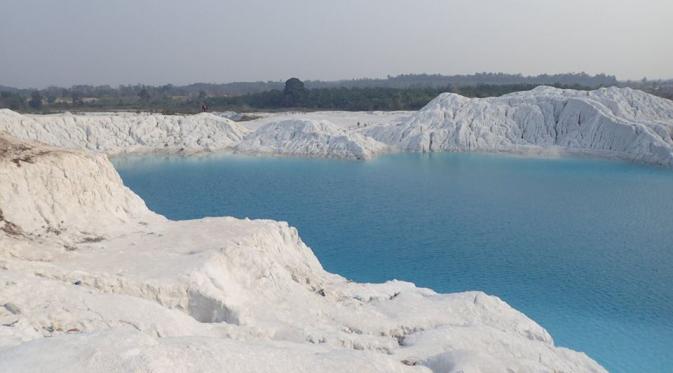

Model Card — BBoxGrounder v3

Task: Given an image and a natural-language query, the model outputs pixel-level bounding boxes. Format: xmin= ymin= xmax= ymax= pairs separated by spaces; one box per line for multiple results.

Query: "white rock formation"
xmin=236 ymin=119 xmax=388 ymax=160
xmin=0 ymin=135 xmax=606 ymax=372
xmin=1 ymin=86 xmax=672 ymax=166
xmin=241 ymin=110 xmax=413 ymax=131
xmin=367 ymin=86 xmax=673 ymax=166
xmin=0 ymin=110 xmax=249 ymax=155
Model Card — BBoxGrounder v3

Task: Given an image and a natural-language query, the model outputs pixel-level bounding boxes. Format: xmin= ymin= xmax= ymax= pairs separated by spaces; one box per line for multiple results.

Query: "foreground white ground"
xmin=2 ymin=86 xmax=672 ymax=165
xmin=0 ymin=136 xmax=606 ymax=372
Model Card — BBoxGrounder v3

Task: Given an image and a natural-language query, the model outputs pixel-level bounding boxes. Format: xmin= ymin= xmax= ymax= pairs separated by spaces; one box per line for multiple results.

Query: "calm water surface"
xmin=113 ymin=153 xmax=673 ymax=373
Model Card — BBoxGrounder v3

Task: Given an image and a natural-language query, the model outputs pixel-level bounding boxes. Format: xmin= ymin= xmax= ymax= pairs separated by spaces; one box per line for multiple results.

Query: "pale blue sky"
xmin=1 ymin=0 xmax=671 ymax=88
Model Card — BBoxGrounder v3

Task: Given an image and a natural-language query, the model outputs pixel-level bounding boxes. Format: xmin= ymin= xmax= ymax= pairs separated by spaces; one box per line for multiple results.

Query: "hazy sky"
xmin=1 ymin=0 xmax=672 ymax=88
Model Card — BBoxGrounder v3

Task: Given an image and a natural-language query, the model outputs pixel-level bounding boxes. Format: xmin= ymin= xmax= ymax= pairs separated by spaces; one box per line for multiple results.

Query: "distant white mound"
xmin=2 ymin=87 xmax=672 ymax=166
xmin=367 ymin=86 xmax=673 ymax=166
xmin=0 ymin=87 xmax=673 ymax=167
xmin=0 ymin=135 xmax=605 ymax=372
xmin=236 ymin=119 xmax=387 ymax=160
xmin=0 ymin=109 xmax=249 ymax=155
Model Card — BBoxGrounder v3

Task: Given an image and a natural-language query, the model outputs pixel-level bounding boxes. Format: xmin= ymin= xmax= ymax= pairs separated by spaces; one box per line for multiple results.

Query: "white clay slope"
xmin=0 ymin=109 xmax=249 ymax=155
xmin=367 ymin=86 xmax=673 ymax=166
xmin=236 ymin=119 xmax=388 ymax=160
xmin=0 ymin=135 xmax=606 ymax=372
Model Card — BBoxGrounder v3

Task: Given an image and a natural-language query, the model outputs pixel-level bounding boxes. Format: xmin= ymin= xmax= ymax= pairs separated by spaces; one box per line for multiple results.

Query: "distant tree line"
xmin=206 ymin=79 xmax=618 ymax=111
xmin=207 ymin=78 xmax=447 ymax=111
xmin=1 ymin=74 xmax=671 ymax=114
xmin=305 ymin=72 xmax=620 ymax=90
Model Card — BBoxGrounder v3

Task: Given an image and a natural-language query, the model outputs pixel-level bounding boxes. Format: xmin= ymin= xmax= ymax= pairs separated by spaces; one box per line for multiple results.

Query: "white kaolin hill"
xmin=236 ymin=119 xmax=387 ymax=160
xmin=0 ymin=110 xmax=249 ymax=155
xmin=0 ymin=135 xmax=605 ymax=372
xmin=367 ymin=86 xmax=673 ymax=166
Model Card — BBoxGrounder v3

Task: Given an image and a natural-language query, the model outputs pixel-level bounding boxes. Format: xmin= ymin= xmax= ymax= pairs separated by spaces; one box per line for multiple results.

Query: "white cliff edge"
xmin=0 ymin=135 xmax=605 ymax=372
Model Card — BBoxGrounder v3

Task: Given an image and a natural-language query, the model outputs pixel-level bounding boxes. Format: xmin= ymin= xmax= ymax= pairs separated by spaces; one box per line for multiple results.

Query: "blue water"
xmin=112 ymin=153 xmax=673 ymax=373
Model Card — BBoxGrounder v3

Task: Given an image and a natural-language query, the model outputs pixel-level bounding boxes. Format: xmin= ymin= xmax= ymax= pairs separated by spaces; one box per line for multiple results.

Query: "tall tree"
xmin=283 ymin=78 xmax=307 ymax=106
xmin=138 ymin=88 xmax=150 ymax=102
xmin=28 ymin=91 xmax=43 ymax=110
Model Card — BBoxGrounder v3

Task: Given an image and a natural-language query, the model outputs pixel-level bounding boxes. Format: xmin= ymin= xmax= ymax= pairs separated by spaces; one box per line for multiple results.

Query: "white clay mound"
xmin=0 ymin=110 xmax=249 ymax=155
xmin=236 ymin=119 xmax=388 ymax=160
xmin=366 ymin=86 xmax=673 ymax=166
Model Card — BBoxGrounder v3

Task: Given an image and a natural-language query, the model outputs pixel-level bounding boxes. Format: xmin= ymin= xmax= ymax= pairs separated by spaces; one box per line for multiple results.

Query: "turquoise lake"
xmin=113 ymin=152 xmax=673 ymax=373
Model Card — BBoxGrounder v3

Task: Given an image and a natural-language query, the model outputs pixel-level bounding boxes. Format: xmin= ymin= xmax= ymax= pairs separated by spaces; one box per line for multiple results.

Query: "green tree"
xmin=71 ymin=91 xmax=83 ymax=105
xmin=138 ymin=88 xmax=150 ymax=102
xmin=283 ymin=78 xmax=307 ymax=106
xmin=0 ymin=92 xmax=25 ymax=110
xmin=28 ymin=91 xmax=43 ymax=110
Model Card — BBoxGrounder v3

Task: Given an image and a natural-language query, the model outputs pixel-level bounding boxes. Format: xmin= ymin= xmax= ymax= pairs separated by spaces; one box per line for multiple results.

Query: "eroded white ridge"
xmin=367 ymin=86 xmax=673 ymax=166
xmin=236 ymin=119 xmax=387 ymax=160
xmin=0 ymin=110 xmax=249 ymax=155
